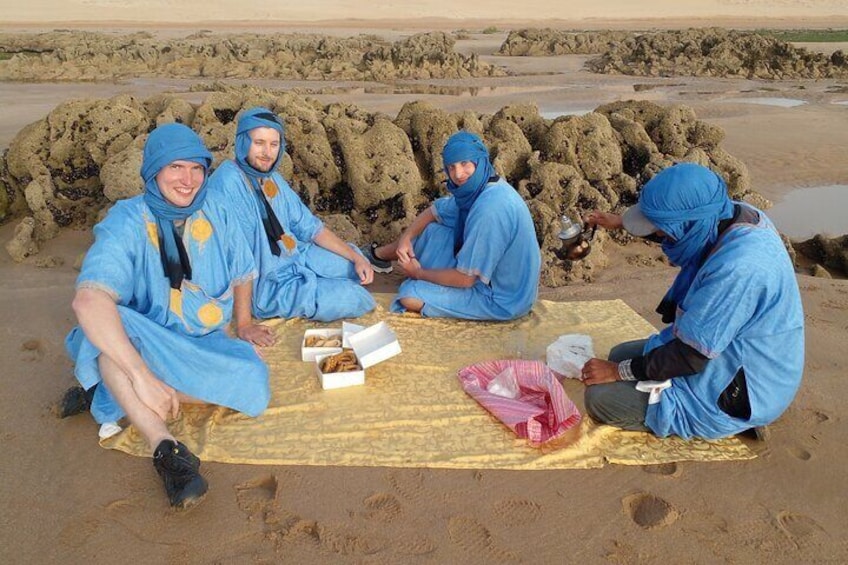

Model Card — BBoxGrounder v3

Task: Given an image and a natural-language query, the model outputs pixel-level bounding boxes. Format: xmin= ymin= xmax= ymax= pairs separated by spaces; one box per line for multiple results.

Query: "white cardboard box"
xmin=315 ymin=351 xmax=365 ymax=390
xmin=348 ymin=321 xmax=402 ymax=368
xmin=315 ymin=321 xmax=401 ymax=390
xmin=301 ymin=328 xmax=344 ymax=362
xmin=342 ymin=321 xmax=365 ymax=348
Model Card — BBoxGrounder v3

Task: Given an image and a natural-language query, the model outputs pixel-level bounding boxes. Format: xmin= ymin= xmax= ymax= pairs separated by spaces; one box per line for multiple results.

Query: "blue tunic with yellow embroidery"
xmin=65 ymin=196 xmax=270 ymax=424
xmin=207 ymin=160 xmax=375 ymax=322
xmin=391 ymin=179 xmax=541 ymax=320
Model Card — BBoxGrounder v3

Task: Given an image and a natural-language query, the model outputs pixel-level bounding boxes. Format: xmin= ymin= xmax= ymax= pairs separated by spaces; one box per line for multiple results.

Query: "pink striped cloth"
xmin=457 ymin=360 xmax=582 ymax=446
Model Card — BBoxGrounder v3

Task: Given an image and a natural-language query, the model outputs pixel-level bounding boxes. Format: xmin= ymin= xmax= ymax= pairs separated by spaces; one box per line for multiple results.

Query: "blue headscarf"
xmin=234 ymin=107 xmax=289 ymax=256
xmin=442 ymin=131 xmax=497 ymax=254
xmin=141 ymin=123 xmax=212 ymax=289
xmin=639 ymin=163 xmax=735 ymax=316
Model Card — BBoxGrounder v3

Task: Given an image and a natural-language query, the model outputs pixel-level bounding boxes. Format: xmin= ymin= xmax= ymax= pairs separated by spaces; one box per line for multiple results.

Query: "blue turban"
xmin=231 ymin=107 xmax=291 ymax=256
xmin=234 ymin=107 xmax=285 ymax=180
xmin=442 ymin=131 xmax=497 ymax=253
xmin=631 ymin=163 xmax=735 ymax=315
xmin=141 ymin=123 xmax=213 ymax=289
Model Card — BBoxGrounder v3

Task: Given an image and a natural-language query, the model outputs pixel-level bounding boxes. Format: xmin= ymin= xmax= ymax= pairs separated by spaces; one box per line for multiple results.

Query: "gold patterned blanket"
xmin=103 ymin=295 xmax=754 ymax=469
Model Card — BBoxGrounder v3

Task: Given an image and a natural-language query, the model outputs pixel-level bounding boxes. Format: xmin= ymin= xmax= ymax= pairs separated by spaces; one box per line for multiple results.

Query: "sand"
xmin=1 ymin=3 xmax=847 ymax=563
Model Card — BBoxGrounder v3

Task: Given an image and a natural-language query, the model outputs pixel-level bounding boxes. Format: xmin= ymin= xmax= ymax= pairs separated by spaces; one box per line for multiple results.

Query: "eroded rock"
xmin=0 ymin=31 xmax=506 ymax=82
xmin=794 ymin=235 xmax=848 ymax=277
xmin=2 ymin=92 xmax=767 ymax=286
xmin=585 ymin=28 xmax=848 ymax=80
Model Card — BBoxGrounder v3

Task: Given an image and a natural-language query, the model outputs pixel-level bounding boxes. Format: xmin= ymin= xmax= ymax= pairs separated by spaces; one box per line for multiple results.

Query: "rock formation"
xmin=497 ymin=28 xmax=848 ymax=80
xmin=497 ymin=29 xmax=629 ymax=56
xmin=1 ymin=91 xmax=764 ymax=285
xmin=794 ymin=235 xmax=848 ymax=277
xmin=0 ymin=31 xmax=506 ymax=81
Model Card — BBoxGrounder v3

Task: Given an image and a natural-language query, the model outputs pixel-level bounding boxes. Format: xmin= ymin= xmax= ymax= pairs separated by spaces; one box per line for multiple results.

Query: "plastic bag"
xmin=458 ymin=360 xmax=582 ymax=446
xmin=546 ymin=334 xmax=594 ymax=379
xmin=486 ymin=366 xmax=520 ymax=399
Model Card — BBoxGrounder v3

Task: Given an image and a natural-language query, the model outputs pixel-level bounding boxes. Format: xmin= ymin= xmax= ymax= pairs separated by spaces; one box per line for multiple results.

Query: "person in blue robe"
xmin=205 ymin=107 xmax=376 ymax=322
xmin=580 ymin=163 xmax=804 ymax=440
xmin=64 ymin=123 xmax=271 ymax=510
xmin=359 ymin=131 xmax=541 ymax=321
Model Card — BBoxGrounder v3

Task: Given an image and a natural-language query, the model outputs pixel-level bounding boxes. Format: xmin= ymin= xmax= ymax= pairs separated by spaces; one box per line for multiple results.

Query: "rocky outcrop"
xmin=0 ymin=31 xmax=506 ymax=82
xmin=794 ymin=235 xmax=848 ymax=277
xmin=497 ymin=29 xmax=629 ymax=56
xmin=2 ymin=92 xmax=765 ymax=285
xmin=497 ymin=28 xmax=848 ymax=80
xmin=586 ymin=28 xmax=848 ymax=80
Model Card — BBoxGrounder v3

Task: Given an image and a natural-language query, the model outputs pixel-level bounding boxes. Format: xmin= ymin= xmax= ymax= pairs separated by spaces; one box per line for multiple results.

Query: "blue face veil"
xmin=234 ymin=107 xmax=289 ymax=256
xmin=442 ymin=131 xmax=497 ymax=254
xmin=140 ymin=123 xmax=212 ymax=289
xmin=638 ymin=163 xmax=735 ymax=319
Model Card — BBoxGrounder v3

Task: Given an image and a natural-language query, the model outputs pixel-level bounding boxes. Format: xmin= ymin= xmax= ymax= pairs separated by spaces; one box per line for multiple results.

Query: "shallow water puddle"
xmin=723 ymin=97 xmax=807 ymax=108
xmin=767 ymin=185 xmax=848 ymax=239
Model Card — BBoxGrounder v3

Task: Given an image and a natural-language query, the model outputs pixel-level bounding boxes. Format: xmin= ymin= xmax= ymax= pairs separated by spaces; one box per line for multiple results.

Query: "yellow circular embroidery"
xmin=197 ymin=302 xmax=223 ymax=328
xmin=146 ymin=222 xmax=159 ymax=248
xmin=169 ymin=288 xmax=183 ymax=318
xmin=190 ymin=218 xmax=213 ymax=244
xmin=263 ymin=179 xmax=279 ymax=198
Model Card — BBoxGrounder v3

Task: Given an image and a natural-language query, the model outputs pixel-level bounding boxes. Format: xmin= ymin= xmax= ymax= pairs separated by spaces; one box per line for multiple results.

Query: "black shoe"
xmin=360 ymin=242 xmax=393 ymax=274
xmin=54 ymin=384 xmax=97 ymax=418
xmin=153 ymin=439 xmax=208 ymax=510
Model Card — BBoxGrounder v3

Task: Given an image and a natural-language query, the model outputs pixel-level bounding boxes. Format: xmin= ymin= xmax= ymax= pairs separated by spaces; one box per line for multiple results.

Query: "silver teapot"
xmin=556 ymin=214 xmax=596 ymax=260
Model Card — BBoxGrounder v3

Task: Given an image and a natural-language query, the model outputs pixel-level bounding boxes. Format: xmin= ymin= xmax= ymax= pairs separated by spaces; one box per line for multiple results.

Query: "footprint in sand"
xmin=316 ymin=525 xmax=385 ymax=556
xmin=394 ymin=534 xmax=437 ymax=556
xmin=787 ymin=445 xmax=813 ymax=461
xmin=641 ymin=462 xmax=680 ymax=477
xmin=21 ymin=338 xmax=44 ymax=361
xmin=58 ymin=512 xmax=102 ymax=548
xmin=447 ymin=516 xmax=520 ymax=563
xmin=274 ymin=467 xmax=320 ymax=491
xmin=235 ymin=473 xmax=279 ymax=520
xmin=386 ymin=468 xmax=426 ymax=502
xmin=361 ymin=492 xmax=402 ymax=523
xmin=622 ymin=493 xmax=679 ymax=529
xmin=492 ymin=498 xmax=542 ymax=527
xmin=822 ymin=299 xmax=848 ymax=310
xmin=804 ymin=408 xmax=831 ymax=424
xmin=775 ymin=511 xmax=827 ymax=548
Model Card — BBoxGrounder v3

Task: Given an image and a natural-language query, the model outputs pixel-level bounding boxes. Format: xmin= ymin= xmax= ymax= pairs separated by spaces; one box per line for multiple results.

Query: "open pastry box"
xmin=314 ymin=321 xmax=401 ymax=390
xmin=301 ymin=328 xmax=344 ymax=362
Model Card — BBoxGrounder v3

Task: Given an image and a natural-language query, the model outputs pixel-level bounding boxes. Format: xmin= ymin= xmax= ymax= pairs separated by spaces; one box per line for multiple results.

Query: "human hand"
xmin=353 ymin=255 xmax=374 ymax=285
xmin=583 ymin=211 xmax=623 ymax=231
xmin=132 ymin=370 xmax=180 ymax=421
xmin=397 ymin=256 xmax=422 ymax=279
xmin=237 ymin=323 xmax=278 ymax=347
xmin=396 ymin=237 xmax=415 ymax=263
xmin=581 ymin=358 xmax=621 ymax=385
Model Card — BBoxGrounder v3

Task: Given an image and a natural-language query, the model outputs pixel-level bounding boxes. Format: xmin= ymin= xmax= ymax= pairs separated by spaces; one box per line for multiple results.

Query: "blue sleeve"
xmin=455 ymin=195 xmax=514 ymax=284
xmin=272 ymin=175 xmax=323 ymax=242
xmin=76 ymin=204 xmax=139 ymax=304
xmin=673 ymin=251 xmax=765 ymax=358
xmin=432 ymin=196 xmax=458 ymax=228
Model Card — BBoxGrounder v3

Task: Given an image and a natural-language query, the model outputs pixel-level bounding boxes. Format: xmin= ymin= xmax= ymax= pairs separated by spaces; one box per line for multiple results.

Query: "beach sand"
xmin=1 ymin=3 xmax=847 ymax=563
